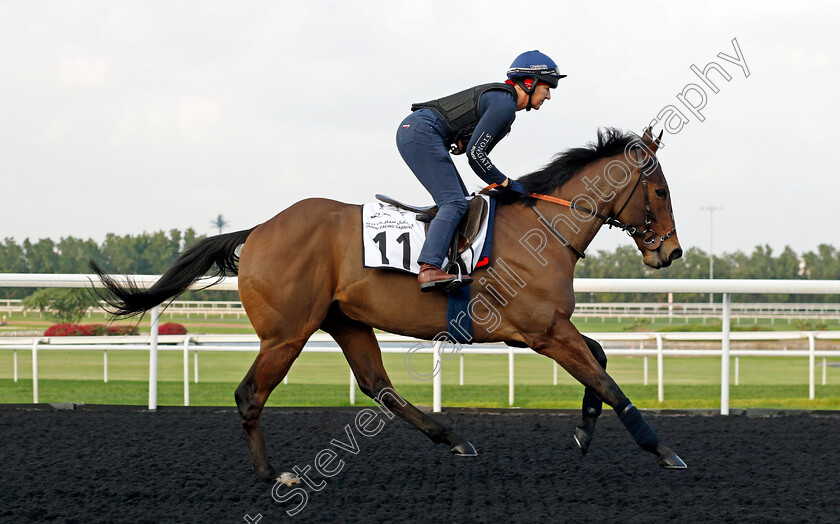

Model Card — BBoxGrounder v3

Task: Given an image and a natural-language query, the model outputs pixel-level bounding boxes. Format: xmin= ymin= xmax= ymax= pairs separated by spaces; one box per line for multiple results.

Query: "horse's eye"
xmin=655 ymin=189 xmax=668 ymax=199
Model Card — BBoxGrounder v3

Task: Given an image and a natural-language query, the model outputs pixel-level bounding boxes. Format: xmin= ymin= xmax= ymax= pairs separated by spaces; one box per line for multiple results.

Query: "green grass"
xmin=3 ymin=309 xmax=838 ymax=409
xmin=574 ymin=315 xmax=840 ymax=332
xmin=2 ymin=349 xmax=839 ymax=409
xmin=3 ymin=380 xmax=839 ymax=410
xmin=5 ymin=310 xmax=838 ymax=336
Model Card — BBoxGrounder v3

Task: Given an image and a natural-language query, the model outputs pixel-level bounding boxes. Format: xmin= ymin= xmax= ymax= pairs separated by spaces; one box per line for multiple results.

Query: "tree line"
xmin=0 ymin=232 xmax=838 ymax=302
xmin=0 ymin=230 xmax=236 ymax=300
xmin=0 ymin=230 xmax=200 ymax=275
xmin=574 ymin=244 xmax=840 ymax=302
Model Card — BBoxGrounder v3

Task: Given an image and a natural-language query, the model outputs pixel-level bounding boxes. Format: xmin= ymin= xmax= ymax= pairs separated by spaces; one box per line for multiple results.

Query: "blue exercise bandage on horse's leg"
xmin=614 ymin=398 xmax=659 ymax=452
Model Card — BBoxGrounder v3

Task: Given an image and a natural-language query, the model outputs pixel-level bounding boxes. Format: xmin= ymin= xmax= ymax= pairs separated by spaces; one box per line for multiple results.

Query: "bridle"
xmin=489 ymin=144 xmax=676 ymax=259
xmin=606 ymin=145 xmax=677 ymax=249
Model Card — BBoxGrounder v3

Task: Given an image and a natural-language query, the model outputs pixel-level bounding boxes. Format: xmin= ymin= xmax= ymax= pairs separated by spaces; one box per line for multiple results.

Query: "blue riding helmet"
xmin=506 ymin=50 xmax=566 ymax=90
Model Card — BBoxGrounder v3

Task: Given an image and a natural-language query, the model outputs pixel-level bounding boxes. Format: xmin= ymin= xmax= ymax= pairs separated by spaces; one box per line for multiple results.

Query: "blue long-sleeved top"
xmin=465 ymin=89 xmax=517 ymax=186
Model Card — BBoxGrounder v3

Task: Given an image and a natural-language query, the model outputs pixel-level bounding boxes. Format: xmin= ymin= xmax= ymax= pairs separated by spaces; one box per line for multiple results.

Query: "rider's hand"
xmin=506 ymin=180 xmax=528 ymax=195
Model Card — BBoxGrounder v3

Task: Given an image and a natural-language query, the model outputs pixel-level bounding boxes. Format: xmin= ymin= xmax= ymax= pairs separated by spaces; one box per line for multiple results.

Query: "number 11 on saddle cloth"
xmin=361 ymin=195 xmax=493 ymax=274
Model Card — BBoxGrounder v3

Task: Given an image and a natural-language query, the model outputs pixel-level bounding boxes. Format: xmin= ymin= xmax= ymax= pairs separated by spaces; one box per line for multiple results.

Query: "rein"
xmin=486 ymin=145 xmax=676 ymax=258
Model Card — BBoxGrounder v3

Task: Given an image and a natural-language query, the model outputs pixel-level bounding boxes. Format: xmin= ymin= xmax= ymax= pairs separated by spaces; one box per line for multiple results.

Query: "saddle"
xmin=375 ymin=194 xmax=488 ymax=258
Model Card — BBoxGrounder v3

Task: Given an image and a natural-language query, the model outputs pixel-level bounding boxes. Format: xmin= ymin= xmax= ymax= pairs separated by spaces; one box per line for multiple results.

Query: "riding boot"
xmin=418 ymin=264 xmax=473 ymax=293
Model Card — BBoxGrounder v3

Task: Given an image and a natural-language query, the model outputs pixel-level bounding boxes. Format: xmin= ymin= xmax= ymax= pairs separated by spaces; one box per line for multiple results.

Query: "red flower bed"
xmin=107 ymin=325 xmax=138 ymax=336
xmin=158 ymin=323 xmax=187 ymax=335
xmin=44 ymin=324 xmax=95 ymax=336
xmin=44 ymin=323 xmax=180 ymax=336
xmin=44 ymin=324 xmax=139 ymax=336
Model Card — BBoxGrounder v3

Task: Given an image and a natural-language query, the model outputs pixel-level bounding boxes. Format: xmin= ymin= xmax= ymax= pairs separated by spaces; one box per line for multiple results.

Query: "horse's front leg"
xmin=533 ymin=312 xmax=686 ymax=469
xmin=574 ymin=335 xmax=608 ymax=456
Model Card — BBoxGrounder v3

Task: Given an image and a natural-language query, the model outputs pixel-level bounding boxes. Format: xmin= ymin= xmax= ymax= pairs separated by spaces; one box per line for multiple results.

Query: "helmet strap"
xmin=512 ymin=78 xmax=538 ymax=111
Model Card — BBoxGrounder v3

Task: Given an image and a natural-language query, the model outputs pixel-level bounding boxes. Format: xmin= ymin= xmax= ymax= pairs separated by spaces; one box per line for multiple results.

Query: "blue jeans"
xmin=396 ymin=109 xmax=468 ymax=268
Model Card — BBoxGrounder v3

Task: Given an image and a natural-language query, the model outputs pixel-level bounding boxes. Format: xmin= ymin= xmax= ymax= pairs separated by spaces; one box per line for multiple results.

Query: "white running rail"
xmin=1 ymin=274 xmax=840 ymax=414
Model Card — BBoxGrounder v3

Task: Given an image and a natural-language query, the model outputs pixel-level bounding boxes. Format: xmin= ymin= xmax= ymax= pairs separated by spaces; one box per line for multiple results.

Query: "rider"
xmin=396 ymin=50 xmax=565 ymax=292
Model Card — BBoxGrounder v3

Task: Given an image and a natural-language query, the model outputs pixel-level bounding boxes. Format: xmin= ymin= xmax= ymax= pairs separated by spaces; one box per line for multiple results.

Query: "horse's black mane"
xmin=495 ymin=127 xmax=640 ymax=205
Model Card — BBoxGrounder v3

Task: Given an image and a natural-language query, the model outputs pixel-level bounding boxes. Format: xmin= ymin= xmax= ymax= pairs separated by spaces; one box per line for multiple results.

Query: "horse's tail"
xmin=89 ymin=227 xmax=257 ymax=318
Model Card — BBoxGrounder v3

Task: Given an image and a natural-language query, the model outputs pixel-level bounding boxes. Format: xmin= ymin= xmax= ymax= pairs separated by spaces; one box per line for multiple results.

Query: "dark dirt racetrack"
xmin=1 ymin=405 xmax=838 ymax=523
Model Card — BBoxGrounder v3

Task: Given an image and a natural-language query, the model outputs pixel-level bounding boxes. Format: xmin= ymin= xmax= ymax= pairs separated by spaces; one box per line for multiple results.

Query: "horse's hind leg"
xmin=574 ymin=335 xmax=607 ymax=456
xmin=322 ymin=310 xmax=476 ymax=456
xmin=235 ymin=338 xmax=306 ymax=482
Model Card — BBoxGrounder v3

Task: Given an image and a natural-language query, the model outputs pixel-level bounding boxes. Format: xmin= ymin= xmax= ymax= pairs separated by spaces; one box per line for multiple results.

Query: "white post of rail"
xmin=668 ymin=292 xmax=673 ymax=322
xmin=734 ymin=356 xmax=739 ymax=386
xmin=149 ymin=305 xmax=160 ymax=410
xmin=459 ymin=353 xmax=464 ymax=386
xmin=508 ymin=344 xmax=515 ymax=407
xmin=194 ymin=349 xmax=199 ymax=383
xmin=32 ymin=337 xmax=40 ymax=404
xmin=13 ymin=349 xmax=18 ymax=382
xmin=183 ymin=335 xmax=192 ymax=406
xmin=656 ymin=334 xmax=664 ymax=402
xmin=349 ymin=369 xmax=355 ymax=405
xmin=721 ymin=293 xmax=731 ymax=415
xmin=808 ymin=333 xmax=815 ymax=400
xmin=433 ymin=340 xmax=443 ymax=413
xmin=553 ymin=361 xmax=558 ymax=386
xmin=104 ymin=349 xmax=108 ymax=383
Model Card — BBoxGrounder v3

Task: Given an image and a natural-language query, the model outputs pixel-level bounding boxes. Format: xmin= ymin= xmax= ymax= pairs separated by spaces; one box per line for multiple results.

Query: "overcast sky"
xmin=1 ymin=1 xmax=837 ymax=257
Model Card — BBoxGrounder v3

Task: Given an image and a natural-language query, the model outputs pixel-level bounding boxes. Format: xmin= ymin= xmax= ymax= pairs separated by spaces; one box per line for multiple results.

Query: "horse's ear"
xmin=640 ymin=126 xmax=660 ymax=153
xmin=652 ymin=129 xmax=664 ymax=151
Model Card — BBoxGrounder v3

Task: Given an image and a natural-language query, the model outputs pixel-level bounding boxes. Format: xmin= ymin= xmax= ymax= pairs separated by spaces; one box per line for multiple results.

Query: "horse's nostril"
xmin=670 ymin=248 xmax=683 ymax=261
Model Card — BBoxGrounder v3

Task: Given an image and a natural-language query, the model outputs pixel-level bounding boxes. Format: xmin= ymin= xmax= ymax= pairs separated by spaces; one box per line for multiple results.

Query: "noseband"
xmin=520 ymin=144 xmax=676 ymax=258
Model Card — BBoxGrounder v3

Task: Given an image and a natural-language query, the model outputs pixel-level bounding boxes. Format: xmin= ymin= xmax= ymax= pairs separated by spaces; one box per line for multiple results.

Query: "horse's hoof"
xmin=656 ymin=445 xmax=687 ymax=469
xmin=450 ymin=440 xmax=478 ymax=456
xmin=276 ymin=472 xmax=301 ymax=486
xmin=573 ymin=426 xmax=592 ymax=457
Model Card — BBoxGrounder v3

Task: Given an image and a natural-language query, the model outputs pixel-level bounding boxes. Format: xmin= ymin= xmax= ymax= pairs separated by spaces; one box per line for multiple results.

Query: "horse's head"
xmin=612 ymin=127 xmax=682 ymax=269
xmin=511 ymin=127 xmax=682 ymax=269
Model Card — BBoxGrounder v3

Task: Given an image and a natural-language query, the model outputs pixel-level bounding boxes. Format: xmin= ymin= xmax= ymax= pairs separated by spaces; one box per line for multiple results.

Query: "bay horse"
xmin=92 ymin=127 xmax=687 ymax=482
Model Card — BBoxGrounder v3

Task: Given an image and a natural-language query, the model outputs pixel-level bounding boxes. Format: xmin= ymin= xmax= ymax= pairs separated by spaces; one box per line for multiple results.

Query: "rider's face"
xmin=530 ymin=84 xmax=551 ymax=110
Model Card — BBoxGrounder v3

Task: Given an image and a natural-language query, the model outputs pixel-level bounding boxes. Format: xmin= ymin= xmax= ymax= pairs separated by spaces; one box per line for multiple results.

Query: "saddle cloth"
xmin=362 ymin=195 xmax=492 ymax=274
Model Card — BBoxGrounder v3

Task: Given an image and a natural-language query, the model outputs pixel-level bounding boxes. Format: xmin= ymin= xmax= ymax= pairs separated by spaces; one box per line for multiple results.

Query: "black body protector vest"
xmin=411 ymin=82 xmax=518 ymax=155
